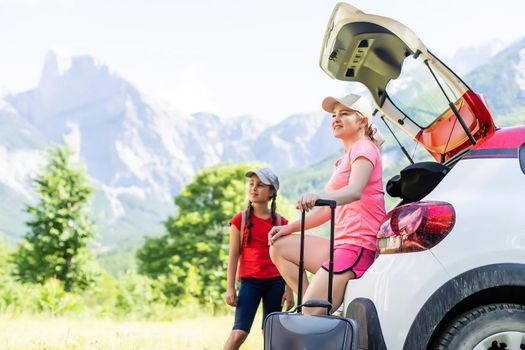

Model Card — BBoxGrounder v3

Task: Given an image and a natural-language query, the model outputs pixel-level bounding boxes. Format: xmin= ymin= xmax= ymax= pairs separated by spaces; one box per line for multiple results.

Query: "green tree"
xmin=12 ymin=144 xmax=98 ymax=291
xmin=0 ymin=237 xmax=9 ymax=275
xmin=137 ymin=162 xmax=294 ymax=311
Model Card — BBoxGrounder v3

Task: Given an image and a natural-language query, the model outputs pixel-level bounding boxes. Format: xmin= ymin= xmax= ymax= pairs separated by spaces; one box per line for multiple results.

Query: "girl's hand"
xmin=296 ymin=193 xmax=320 ymax=212
xmin=281 ymin=287 xmax=295 ymax=311
xmin=225 ymin=286 xmax=237 ymax=307
xmin=268 ymin=225 xmax=293 ymax=245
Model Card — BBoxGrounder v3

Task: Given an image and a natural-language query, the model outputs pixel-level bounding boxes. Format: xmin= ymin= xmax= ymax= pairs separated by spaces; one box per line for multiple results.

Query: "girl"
xmin=268 ymin=94 xmax=385 ymax=315
xmin=223 ymin=167 xmax=294 ymax=350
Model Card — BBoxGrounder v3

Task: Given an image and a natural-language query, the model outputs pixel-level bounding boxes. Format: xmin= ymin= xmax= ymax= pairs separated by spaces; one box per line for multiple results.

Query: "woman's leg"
xmin=223 ymin=279 xmax=262 ymax=350
xmin=301 ymin=246 xmax=375 ymax=315
xmin=269 ymin=235 xmax=329 ymax=296
xmin=301 ymin=268 xmax=355 ymax=315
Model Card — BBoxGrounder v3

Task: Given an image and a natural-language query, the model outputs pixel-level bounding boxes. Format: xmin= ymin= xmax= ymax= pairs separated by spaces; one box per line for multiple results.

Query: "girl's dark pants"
xmin=233 ymin=276 xmax=285 ymax=332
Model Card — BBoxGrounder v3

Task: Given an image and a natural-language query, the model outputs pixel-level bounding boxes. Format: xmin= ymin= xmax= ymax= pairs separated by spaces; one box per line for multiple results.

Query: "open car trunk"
xmin=319 ymin=3 xmax=497 ymax=202
xmin=319 ymin=3 xmax=496 ymax=163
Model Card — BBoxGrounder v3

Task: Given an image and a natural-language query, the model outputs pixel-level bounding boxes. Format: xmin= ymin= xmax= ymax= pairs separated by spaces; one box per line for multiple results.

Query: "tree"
xmin=0 ymin=237 xmax=9 ymax=275
xmin=137 ymin=162 xmax=294 ymax=310
xmin=12 ymin=144 xmax=98 ymax=291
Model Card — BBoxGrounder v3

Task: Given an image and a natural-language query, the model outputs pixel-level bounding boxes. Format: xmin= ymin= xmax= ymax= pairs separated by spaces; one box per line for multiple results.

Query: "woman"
xmin=268 ymin=94 xmax=385 ymax=315
xmin=224 ymin=167 xmax=295 ymax=350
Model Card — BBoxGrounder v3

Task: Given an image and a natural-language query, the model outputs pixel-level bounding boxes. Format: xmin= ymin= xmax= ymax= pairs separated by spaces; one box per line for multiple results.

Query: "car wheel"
xmin=433 ymin=303 xmax=525 ymax=350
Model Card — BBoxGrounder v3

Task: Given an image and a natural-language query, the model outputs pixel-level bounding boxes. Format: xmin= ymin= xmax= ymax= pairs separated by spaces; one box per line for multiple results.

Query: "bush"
xmin=37 ymin=278 xmax=82 ymax=316
xmin=1 ymin=235 xmax=218 ymax=320
xmin=114 ymin=272 xmax=168 ymax=318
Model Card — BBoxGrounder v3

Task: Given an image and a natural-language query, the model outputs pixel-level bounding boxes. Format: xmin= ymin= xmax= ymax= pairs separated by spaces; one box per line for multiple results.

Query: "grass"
xmin=0 ymin=314 xmax=264 ymax=350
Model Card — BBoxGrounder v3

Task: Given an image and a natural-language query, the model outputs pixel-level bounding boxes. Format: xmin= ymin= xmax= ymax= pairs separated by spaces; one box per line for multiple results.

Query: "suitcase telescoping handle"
xmin=297 ymin=199 xmax=336 ymax=314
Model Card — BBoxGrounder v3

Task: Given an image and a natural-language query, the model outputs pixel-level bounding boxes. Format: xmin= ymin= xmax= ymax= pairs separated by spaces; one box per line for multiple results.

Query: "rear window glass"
xmin=385 ymin=56 xmax=462 ymax=129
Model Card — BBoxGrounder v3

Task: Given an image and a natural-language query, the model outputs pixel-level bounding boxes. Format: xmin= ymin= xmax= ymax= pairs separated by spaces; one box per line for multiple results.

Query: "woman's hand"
xmin=268 ymin=224 xmax=293 ymax=245
xmin=281 ymin=286 xmax=295 ymax=311
xmin=296 ymin=193 xmax=320 ymax=212
xmin=225 ymin=286 xmax=237 ymax=307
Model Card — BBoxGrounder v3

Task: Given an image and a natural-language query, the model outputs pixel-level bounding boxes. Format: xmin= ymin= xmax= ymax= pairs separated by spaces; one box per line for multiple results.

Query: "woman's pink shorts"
xmin=321 ymin=244 xmax=376 ymax=278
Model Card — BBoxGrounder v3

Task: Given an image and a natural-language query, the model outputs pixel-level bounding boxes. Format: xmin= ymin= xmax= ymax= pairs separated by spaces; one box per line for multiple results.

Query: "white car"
xmin=319 ymin=3 xmax=525 ymax=350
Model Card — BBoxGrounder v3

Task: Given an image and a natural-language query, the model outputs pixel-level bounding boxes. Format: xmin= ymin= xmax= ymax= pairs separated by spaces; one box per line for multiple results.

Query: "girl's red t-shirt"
xmin=229 ymin=211 xmax=288 ymax=279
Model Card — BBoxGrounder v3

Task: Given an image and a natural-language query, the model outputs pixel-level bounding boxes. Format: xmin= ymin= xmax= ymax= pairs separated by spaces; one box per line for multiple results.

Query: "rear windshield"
xmin=385 ymin=56 xmax=462 ymax=129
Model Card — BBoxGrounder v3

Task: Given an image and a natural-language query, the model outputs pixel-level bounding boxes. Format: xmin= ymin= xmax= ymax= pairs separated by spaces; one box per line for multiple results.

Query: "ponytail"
xmin=366 ymin=123 xmax=385 ymax=150
xmin=246 ymin=187 xmax=277 ymax=245
xmin=246 ymin=201 xmax=254 ymax=244
xmin=270 ymin=190 xmax=277 ymax=226
xmin=366 ymin=124 xmax=375 ymax=141
xmin=356 ymin=111 xmax=384 ymax=150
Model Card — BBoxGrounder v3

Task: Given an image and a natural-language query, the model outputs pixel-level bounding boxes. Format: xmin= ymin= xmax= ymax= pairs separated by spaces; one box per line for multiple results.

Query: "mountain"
xmin=0 ymin=51 xmax=341 ymax=246
xmin=464 ymin=37 xmax=525 ymax=124
xmin=253 ymin=112 xmax=340 ymax=170
xmin=0 ymin=97 xmax=47 ymax=245
xmin=442 ymin=39 xmax=511 ymax=76
xmin=5 ymin=52 xmax=196 ymax=198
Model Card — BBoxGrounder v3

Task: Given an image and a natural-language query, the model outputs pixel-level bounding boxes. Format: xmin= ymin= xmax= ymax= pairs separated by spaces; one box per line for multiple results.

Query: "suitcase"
xmin=263 ymin=199 xmax=359 ymax=350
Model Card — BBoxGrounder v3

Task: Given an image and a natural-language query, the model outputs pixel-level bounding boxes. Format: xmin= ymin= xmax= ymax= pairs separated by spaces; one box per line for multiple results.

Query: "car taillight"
xmin=377 ymin=201 xmax=455 ymax=254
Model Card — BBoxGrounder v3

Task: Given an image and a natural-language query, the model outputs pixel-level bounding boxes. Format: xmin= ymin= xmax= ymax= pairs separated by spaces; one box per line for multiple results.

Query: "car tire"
xmin=433 ymin=303 xmax=525 ymax=350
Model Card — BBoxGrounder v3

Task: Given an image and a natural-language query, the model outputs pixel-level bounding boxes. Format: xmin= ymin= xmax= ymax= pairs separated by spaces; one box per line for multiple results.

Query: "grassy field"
xmin=0 ymin=314 xmax=264 ymax=350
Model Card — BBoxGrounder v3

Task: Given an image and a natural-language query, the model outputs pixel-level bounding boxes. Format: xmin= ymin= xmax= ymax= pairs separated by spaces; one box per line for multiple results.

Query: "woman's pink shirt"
xmin=325 ymin=138 xmax=386 ymax=251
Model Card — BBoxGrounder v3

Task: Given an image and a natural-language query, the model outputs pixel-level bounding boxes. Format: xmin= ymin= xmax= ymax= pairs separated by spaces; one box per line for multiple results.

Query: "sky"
xmin=0 ymin=0 xmax=523 ymax=123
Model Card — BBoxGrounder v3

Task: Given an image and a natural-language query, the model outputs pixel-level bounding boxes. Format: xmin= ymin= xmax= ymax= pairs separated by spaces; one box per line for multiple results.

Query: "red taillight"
xmin=377 ymin=201 xmax=455 ymax=254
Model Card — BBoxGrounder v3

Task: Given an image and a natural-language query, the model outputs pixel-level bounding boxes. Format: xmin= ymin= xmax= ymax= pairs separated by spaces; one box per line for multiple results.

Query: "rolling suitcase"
xmin=263 ymin=199 xmax=359 ymax=350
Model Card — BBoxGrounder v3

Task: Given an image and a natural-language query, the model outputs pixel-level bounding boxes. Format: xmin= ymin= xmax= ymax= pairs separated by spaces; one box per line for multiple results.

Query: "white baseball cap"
xmin=322 ymin=93 xmax=373 ymax=118
xmin=322 ymin=93 xmax=385 ymax=148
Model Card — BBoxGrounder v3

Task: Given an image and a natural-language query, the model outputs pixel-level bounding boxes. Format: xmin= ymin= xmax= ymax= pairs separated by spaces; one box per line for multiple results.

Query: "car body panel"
xmin=426 ymin=157 xmax=525 ymax=276
xmin=343 ymin=154 xmax=525 ymax=349
xmin=471 ymin=125 xmax=525 ymax=150
xmin=342 ymin=250 xmax=450 ymax=349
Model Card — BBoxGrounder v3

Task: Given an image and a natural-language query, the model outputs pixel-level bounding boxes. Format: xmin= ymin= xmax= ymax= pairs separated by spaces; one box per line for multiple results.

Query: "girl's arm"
xmin=281 ymin=283 xmax=295 ymax=311
xmin=225 ymin=224 xmax=241 ymax=306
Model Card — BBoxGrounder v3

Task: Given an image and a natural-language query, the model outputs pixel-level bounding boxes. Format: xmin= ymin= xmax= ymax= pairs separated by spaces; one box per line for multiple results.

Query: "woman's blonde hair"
xmin=357 ymin=112 xmax=385 ymax=149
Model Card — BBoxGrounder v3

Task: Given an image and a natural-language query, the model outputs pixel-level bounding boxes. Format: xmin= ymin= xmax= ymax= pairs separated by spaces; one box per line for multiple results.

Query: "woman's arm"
xmin=288 ymin=206 xmax=331 ymax=232
xmin=321 ymin=157 xmax=373 ymax=205
xmin=225 ymin=224 xmax=240 ymax=306
xmin=295 ymin=157 xmax=374 ymax=211
xmin=268 ymin=206 xmax=330 ymax=244
xmin=269 ymin=158 xmax=374 ymax=245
